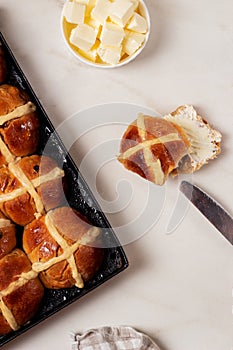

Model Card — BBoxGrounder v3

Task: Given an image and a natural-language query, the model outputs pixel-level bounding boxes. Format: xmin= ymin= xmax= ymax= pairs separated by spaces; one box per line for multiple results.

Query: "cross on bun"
xmin=0 ymin=212 xmax=16 ymax=260
xmin=0 ymin=84 xmax=39 ymax=163
xmin=23 ymin=207 xmax=104 ymax=289
xmin=0 ymin=155 xmax=65 ymax=226
xmin=0 ymin=249 xmax=44 ymax=335
xmin=118 ymin=107 xmax=221 ymax=185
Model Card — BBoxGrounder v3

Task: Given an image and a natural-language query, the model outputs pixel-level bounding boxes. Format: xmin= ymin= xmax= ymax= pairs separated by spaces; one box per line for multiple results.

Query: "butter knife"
xmin=180 ymin=181 xmax=233 ymax=245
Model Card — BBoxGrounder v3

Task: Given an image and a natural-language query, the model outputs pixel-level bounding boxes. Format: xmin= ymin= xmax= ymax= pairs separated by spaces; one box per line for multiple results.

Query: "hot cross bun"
xmin=0 ymin=84 xmax=39 ymax=163
xmin=0 ymin=155 xmax=65 ymax=225
xmin=23 ymin=207 xmax=104 ymax=289
xmin=118 ymin=106 xmax=222 ymax=184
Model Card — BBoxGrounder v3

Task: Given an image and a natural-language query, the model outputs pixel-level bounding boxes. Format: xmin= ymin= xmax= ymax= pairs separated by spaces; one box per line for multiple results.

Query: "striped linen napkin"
xmin=71 ymin=326 xmax=161 ymax=350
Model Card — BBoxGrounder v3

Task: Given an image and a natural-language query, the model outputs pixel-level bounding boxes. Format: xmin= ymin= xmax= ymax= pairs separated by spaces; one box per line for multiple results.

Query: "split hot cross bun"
xmin=0 ymin=249 xmax=44 ymax=335
xmin=0 ymin=84 xmax=39 ymax=165
xmin=23 ymin=207 xmax=104 ymax=289
xmin=0 ymin=155 xmax=65 ymax=226
xmin=118 ymin=106 xmax=222 ymax=185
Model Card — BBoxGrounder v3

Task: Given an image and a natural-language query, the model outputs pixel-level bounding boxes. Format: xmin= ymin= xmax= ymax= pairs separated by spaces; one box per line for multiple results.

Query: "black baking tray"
xmin=0 ymin=32 xmax=128 ymax=347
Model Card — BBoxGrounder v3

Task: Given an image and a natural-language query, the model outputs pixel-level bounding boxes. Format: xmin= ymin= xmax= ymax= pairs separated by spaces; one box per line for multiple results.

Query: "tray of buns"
xmin=0 ymin=32 xmax=128 ymax=347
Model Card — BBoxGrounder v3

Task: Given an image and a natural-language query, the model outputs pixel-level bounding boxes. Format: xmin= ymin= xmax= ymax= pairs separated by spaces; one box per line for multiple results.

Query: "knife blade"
xmin=179 ymin=181 xmax=233 ymax=245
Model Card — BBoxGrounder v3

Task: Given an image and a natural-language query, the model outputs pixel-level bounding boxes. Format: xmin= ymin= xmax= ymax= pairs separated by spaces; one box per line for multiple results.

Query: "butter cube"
xmin=123 ymin=30 xmax=145 ymax=56
xmin=79 ymin=48 xmax=97 ymax=62
xmin=97 ymin=44 xmax=122 ymax=65
xmin=100 ymin=21 xmax=124 ymax=47
xmin=91 ymin=0 xmax=111 ymax=24
xmin=63 ymin=1 xmax=86 ymax=24
xmin=85 ymin=17 xmax=102 ymax=37
xmin=70 ymin=24 xmax=97 ymax=51
xmin=109 ymin=0 xmax=135 ymax=27
xmin=78 ymin=41 xmax=100 ymax=62
xmin=126 ymin=12 xmax=147 ymax=33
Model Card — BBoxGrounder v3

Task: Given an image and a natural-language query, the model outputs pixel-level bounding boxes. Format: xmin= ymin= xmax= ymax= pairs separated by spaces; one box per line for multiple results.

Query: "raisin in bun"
xmin=23 ymin=207 xmax=104 ymax=289
xmin=118 ymin=113 xmax=190 ymax=185
xmin=0 ymin=46 xmax=7 ymax=84
xmin=0 ymin=155 xmax=64 ymax=226
xmin=0 ymin=249 xmax=44 ymax=335
xmin=0 ymin=84 xmax=39 ymax=160
xmin=0 ymin=212 xmax=16 ymax=260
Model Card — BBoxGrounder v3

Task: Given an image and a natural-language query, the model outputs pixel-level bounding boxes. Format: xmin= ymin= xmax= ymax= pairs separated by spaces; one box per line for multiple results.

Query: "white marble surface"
xmin=0 ymin=0 xmax=233 ymax=349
